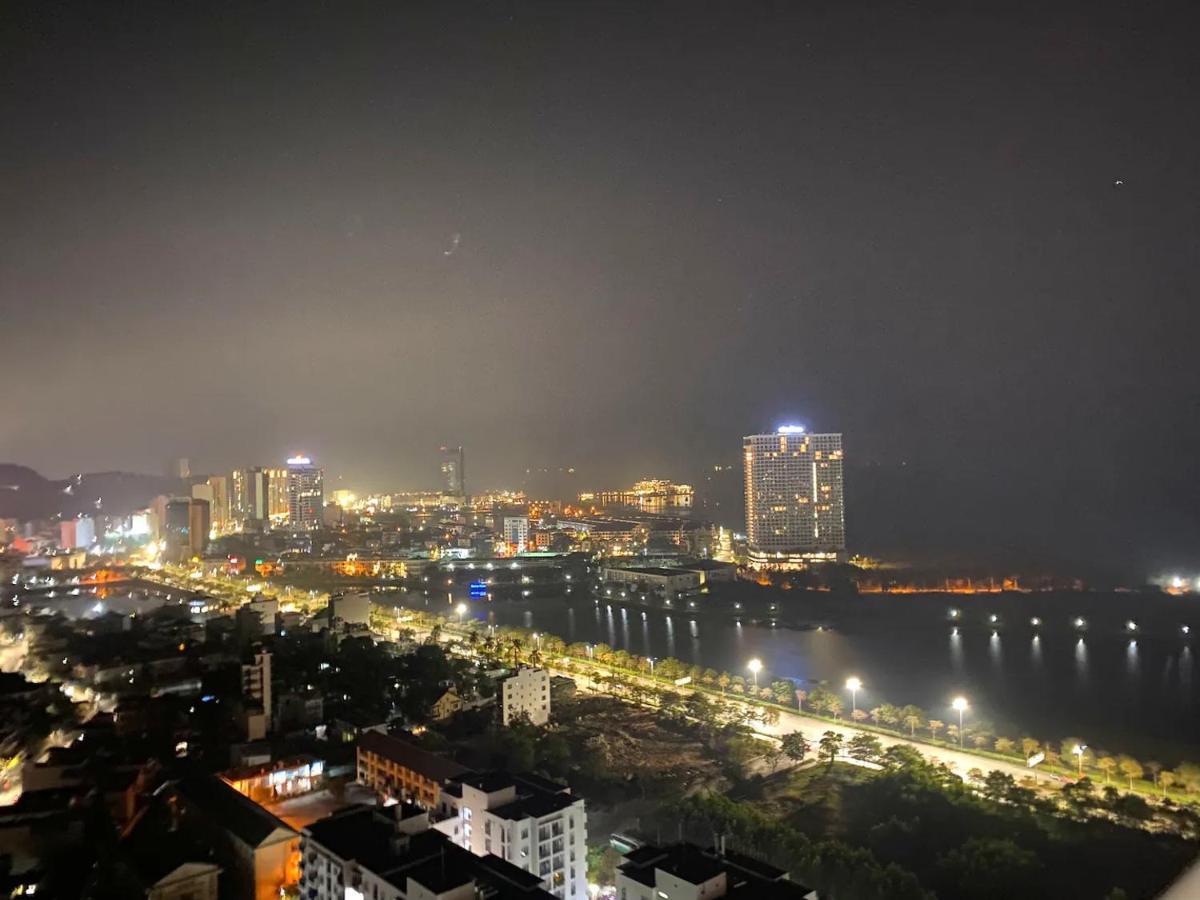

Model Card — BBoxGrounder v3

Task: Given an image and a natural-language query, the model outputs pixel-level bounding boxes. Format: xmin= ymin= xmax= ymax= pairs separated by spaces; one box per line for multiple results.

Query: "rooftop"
xmin=176 ymin=775 xmax=295 ymax=848
xmin=358 ymin=731 xmax=472 ymax=782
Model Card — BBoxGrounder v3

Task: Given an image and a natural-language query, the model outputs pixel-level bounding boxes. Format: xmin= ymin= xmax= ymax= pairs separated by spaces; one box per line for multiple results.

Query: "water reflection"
xmin=1182 ymin=646 xmax=1193 ymax=687
xmin=949 ymin=628 xmax=963 ymax=673
xmin=988 ymin=631 xmax=1003 ymax=671
xmin=1030 ymin=634 xmax=1043 ymax=669
xmin=664 ymin=615 xmax=676 ymax=659
xmin=1126 ymin=640 xmax=1140 ymax=678
xmin=1075 ymin=638 xmax=1088 ymax=679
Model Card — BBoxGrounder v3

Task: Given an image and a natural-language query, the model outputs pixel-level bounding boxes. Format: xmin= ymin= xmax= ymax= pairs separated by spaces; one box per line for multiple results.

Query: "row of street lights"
xmin=747 ymin=659 xmax=971 ymax=749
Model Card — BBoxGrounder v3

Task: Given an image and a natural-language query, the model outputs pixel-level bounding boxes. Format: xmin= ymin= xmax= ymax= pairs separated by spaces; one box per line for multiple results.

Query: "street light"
xmin=747 ymin=658 xmax=763 ymax=689
xmin=845 ymin=676 xmax=862 ymax=713
xmin=1072 ymin=743 xmax=1087 ymax=776
xmin=951 ymin=696 xmax=969 ymax=749
xmin=455 ymin=602 xmax=467 ymax=623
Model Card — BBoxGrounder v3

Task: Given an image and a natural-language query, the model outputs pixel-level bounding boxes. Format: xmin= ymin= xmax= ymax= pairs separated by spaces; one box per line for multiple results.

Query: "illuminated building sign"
xmin=469 ymin=580 xmax=488 ymax=599
xmin=776 ymin=424 xmax=806 ymax=434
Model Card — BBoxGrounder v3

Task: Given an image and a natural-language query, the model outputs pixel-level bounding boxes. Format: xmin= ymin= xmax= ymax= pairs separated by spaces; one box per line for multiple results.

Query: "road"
xmin=555 ymin=662 xmax=1042 ymax=784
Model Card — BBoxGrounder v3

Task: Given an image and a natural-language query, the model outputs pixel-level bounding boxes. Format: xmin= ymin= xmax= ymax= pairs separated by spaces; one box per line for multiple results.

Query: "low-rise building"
xmin=616 ymin=842 xmax=817 ymax=900
xmin=174 ymin=775 xmax=300 ymax=900
xmin=502 ymin=668 xmax=550 ymax=726
xmin=357 ymin=732 xmax=471 ymax=809
xmin=601 ymin=566 xmax=702 ymax=598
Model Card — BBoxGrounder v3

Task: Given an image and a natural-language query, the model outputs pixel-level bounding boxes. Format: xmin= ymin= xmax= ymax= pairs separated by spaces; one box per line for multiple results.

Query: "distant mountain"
xmin=0 ymin=464 xmax=179 ymax=521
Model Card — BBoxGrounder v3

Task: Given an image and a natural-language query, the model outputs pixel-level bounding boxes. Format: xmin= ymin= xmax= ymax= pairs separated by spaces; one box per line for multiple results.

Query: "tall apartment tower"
xmin=286 ymin=455 xmax=324 ymax=529
xmin=440 ymin=445 xmax=465 ymax=497
xmin=231 ymin=467 xmax=271 ymax=527
xmin=743 ymin=426 xmax=845 ymax=569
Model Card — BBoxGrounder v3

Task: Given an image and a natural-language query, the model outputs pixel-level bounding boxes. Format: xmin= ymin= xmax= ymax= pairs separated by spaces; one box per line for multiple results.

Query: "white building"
xmin=435 ymin=772 xmax=587 ymax=900
xmin=301 ymin=802 xmax=556 ymax=900
xmin=616 ymin=842 xmax=817 ymax=900
xmin=503 ymin=516 xmax=530 ymax=552
xmin=502 ymin=668 xmax=550 ymax=726
xmin=331 ymin=591 xmax=372 ymax=626
xmin=242 ymin=648 xmax=272 ymax=739
xmin=743 ymin=426 xmax=845 ymax=569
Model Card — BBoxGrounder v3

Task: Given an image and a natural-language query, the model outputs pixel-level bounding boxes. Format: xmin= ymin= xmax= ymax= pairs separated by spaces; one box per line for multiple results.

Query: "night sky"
xmin=3 ymin=2 xmax=1199 ymax=574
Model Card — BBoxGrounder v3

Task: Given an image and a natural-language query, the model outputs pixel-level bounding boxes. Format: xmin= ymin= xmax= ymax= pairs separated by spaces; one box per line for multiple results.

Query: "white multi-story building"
xmin=743 ymin=426 xmax=845 ymax=569
xmin=301 ymin=802 xmax=556 ymax=900
xmin=503 ymin=516 xmax=530 ymax=552
xmin=502 ymin=668 xmax=550 ymax=726
xmin=435 ymin=772 xmax=587 ymax=900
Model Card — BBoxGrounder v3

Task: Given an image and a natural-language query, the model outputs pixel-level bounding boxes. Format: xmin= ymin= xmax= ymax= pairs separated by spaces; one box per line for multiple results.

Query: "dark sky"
xmin=3 ymin=2 xmax=1199 ymax=573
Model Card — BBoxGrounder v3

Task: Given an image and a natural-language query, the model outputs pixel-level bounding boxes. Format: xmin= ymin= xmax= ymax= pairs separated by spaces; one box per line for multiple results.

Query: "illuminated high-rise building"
xmin=231 ymin=467 xmax=270 ymax=527
xmin=286 ymin=455 xmax=324 ymax=529
xmin=743 ymin=426 xmax=845 ymax=569
xmin=265 ymin=467 xmax=290 ymax=518
xmin=440 ymin=445 xmax=465 ymax=496
xmin=188 ymin=498 xmax=210 ymax=556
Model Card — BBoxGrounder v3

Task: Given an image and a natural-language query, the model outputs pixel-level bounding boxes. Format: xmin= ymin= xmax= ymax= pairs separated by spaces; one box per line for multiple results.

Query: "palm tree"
xmin=928 ymin=719 xmax=945 ymax=741
xmin=903 ymin=714 xmax=922 ymax=738
xmin=1096 ymin=756 xmax=1117 ymax=784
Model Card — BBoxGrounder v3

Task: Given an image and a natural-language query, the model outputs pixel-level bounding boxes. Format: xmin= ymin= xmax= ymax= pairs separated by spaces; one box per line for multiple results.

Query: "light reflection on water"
xmin=410 ymin=592 xmax=1200 ymax=756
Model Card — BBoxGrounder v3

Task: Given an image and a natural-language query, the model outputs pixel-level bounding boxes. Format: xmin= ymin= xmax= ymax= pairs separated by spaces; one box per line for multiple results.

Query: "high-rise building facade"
xmin=231 ymin=467 xmax=271 ymax=527
xmin=265 ymin=467 xmax=290 ymax=519
xmin=286 ymin=455 xmax=324 ymax=529
xmin=440 ymin=445 xmax=465 ymax=496
xmin=188 ymin=498 xmax=210 ymax=556
xmin=743 ymin=426 xmax=845 ymax=569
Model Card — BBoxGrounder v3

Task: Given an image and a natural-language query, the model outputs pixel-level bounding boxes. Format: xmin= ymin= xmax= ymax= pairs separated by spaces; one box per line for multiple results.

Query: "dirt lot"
xmin=557 ymin=694 xmax=723 ymax=787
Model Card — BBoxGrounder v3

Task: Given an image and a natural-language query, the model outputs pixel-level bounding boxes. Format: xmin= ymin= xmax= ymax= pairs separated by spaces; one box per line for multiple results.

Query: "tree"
xmin=872 ymin=703 xmax=901 ymax=727
xmin=982 ymin=770 xmax=1016 ymax=803
xmin=1020 ymin=737 xmax=1040 ymax=760
xmin=1146 ymin=760 xmax=1163 ymax=787
xmin=994 ymin=737 xmax=1016 ymax=755
xmin=764 ymin=743 xmax=784 ymax=773
xmin=936 ymin=837 xmax=1040 ymax=900
xmin=818 ymin=731 xmax=843 ymax=768
xmin=1062 ymin=777 xmax=1098 ymax=818
xmin=795 ymin=688 xmax=807 ymax=712
xmin=850 ymin=708 xmax=868 ymax=723
xmin=808 ymin=686 xmax=833 ymax=715
xmin=761 ymin=707 xmax=780 ymax=727
xmin=826 ymin=697 xmax=844 ymax=719
xmin=946 ymin=724 xmax=959 ymax=745
xmin=717 ymin=672 xmax=731 ymax=693
xmin=928 ymin=719 xmax=945 ymax=741
xmin=900 ymin=705 xmax=924 ymax=737
xmin=1160 ymin=770 xmax=1176 ymax=798
xmin=847 ymin=733 xmax=883 ymax=764
xmin=971 ymin=733 xmax=992 ymax=750
xmin=771 ymin=679 xmax=795 ymax=707
xmin=1118 ymin=755 xmax=1143 ymax=790
xmin=1097 ymin=756 xmax=1117 ymax=784
xmin=966 ymin=767 xmax=985 ymax=785
xmin=701 ymin=668 xmax=719 ymax=687
xmin=781 ymin=731 xmax=809 ymax=762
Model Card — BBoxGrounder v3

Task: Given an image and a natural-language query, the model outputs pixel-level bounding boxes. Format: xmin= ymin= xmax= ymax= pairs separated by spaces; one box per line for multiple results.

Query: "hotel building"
xmin=743 ymin=426 xmax=845 ymax=569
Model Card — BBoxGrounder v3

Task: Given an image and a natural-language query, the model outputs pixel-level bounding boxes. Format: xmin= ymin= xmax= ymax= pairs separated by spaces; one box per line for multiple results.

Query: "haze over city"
xmin=5 ymin=3 xmax=1200 ymax=899
xmin=4 ymin=2 xmax=1200 ymax=577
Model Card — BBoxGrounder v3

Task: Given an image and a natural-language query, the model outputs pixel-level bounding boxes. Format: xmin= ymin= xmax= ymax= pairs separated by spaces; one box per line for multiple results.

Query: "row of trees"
xmin=432 ymin=615 xmax=1200 ymax=799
